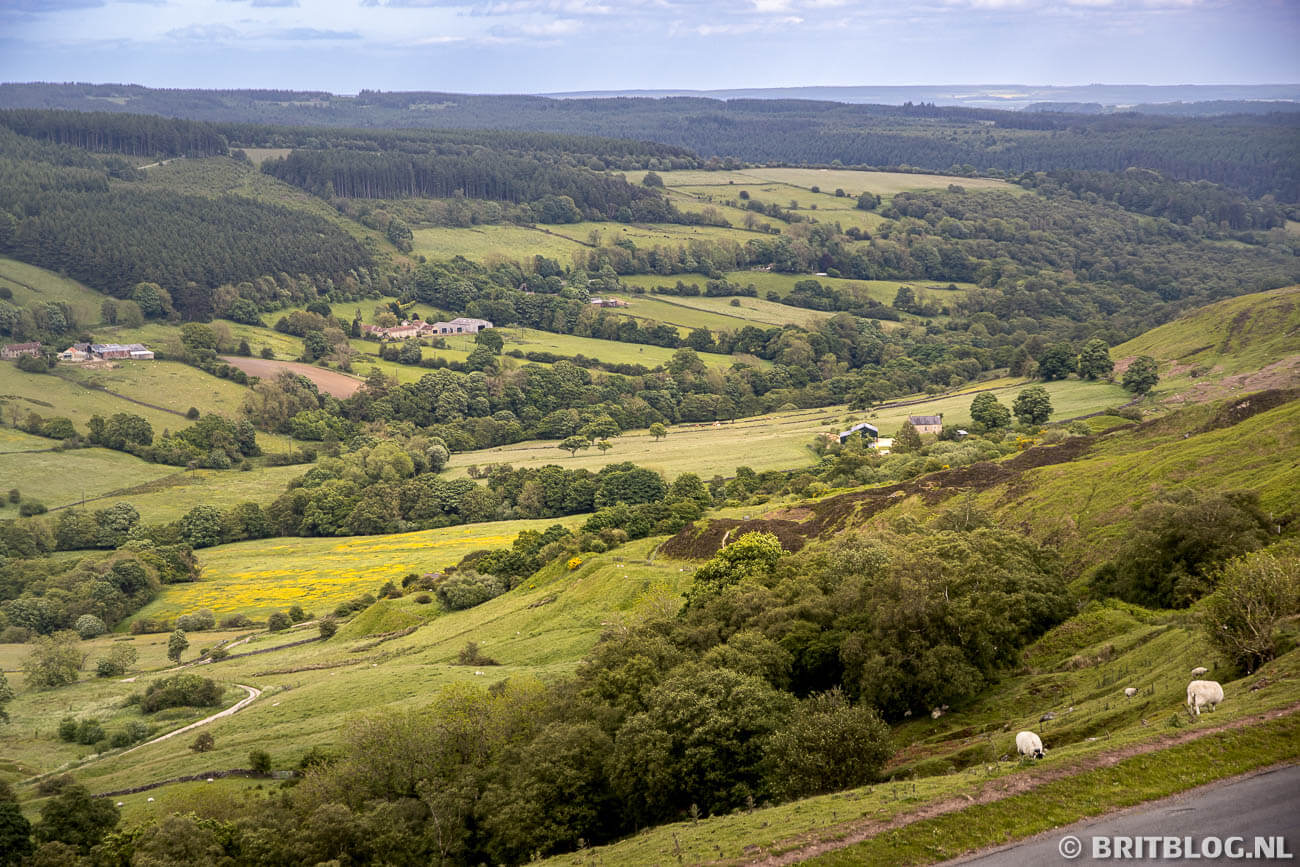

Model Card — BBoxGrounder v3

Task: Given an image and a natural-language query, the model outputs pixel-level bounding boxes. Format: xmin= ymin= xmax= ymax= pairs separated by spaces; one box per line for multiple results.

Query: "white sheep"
xmin=1191 ymin=666 xmax=1209 ymax=677
xmin=1186 ymin=680 xmax=1224 ymax=716
xmin=1015 ymin=730 xmax=1045 ymax=759
xmin=1124 ymin=687 xmax=1138 ymax=697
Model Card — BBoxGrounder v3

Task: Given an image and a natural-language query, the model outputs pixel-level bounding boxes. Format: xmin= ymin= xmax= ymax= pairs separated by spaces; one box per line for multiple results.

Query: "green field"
xmin=444 ymin=377 xmax=1128 ymax=481
xmin=495 ymin=327 xmax=752 ymax=369
xmin=54 ymin=360 xmax=257 ymax=425
xmin=0 ymin=256 xmax=109 ymax=329
xmin=606 ymin=292 xmax=834 ymax=330
xmin=445 ymin=405 xmax=838 ymax=481
xmin=87 ymin=462 xmax=313 ymax=524
xmin=637 ymin=167 xmax=1015 ymax=197
xmin=133 ymin=515 xmax=587 ymax=622
xmin=1114 ymin=284 xmax=1300 ymax=383
xmin=545 ymin=620 xmax=1300 ymax=866
xmin=0 ymin=446 xmax=177 ymax=518
xmin=1 ymin=534 xmax=692 ymax=804
xmin=412 ymin=223 xmax=585 ymax=264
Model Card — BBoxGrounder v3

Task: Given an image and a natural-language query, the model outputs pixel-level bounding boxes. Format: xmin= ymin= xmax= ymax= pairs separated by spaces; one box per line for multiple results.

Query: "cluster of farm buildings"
xmin=836 ymin=414 xmax=948 ymax=454
xmin=1 ymin=341 xmax=154 ymax=361
xmin=361 ymin=317 xmax=493 ymax=340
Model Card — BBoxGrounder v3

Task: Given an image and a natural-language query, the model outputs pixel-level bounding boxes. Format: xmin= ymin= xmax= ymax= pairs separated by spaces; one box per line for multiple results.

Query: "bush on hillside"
xmin=140 ymin=674 xmax=223 ymax=713
xmin=434 ymin=571 xmax=506 ymax=611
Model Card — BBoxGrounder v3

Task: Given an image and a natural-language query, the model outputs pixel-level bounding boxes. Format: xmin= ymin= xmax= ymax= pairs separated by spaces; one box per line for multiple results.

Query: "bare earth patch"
xmin=220 ymin=356 xmax=363 ymax=398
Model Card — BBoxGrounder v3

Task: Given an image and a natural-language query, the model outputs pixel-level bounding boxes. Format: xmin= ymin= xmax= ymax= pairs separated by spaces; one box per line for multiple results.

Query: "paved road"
xmin=950 ymin=764 xmax=1300 ymax=865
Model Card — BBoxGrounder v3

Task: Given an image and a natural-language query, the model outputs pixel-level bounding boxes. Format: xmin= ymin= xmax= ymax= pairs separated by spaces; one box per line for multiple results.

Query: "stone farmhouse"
xmin=907 ymin=414 xmax=943 ymax=435
xmin=1 ymin=342 xmax=42 ymax=359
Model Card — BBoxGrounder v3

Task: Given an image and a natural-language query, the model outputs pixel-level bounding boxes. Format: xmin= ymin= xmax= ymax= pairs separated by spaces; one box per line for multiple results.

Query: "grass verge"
xmin=807 ymin=710 xmax=1300 ymax=865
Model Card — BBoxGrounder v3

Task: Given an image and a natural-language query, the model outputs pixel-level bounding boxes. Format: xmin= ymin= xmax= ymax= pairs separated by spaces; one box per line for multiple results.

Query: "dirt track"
xmin=219 ymin=356 xmax=363 ymax=398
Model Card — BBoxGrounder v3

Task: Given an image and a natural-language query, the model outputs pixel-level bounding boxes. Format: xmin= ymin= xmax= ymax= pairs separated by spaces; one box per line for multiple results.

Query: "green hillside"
xmin=1114 ymin=284 xmax=1300 ymax=392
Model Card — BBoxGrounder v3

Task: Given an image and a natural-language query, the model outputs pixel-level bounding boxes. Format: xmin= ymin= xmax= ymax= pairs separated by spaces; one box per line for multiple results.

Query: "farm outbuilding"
xmin=838 ymin=422 xmax=879 ymax=445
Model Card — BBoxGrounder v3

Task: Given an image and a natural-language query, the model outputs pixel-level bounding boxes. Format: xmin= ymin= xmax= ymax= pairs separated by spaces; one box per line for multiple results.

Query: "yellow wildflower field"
xmin=133 ymin=517 xmax=583 ymax=621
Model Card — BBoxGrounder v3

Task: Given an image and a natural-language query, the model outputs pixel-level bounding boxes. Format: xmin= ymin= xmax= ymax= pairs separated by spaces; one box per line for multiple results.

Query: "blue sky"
xmin=1 ymin=0 xmax=1297 ymax=94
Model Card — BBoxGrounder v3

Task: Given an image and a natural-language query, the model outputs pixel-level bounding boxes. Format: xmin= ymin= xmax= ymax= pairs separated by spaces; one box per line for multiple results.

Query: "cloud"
xmin=269 ymin=27 xmax=361 ymax=39
xmin=165 ymin=23 xmax=242 ymax=41
xmin=0 ymin=0 xmax=103 ymax=10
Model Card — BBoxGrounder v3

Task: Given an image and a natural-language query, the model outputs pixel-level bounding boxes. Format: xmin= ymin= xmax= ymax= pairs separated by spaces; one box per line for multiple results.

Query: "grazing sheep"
xmin=931 ymin=707 xmax=944 ymax=719
xmin=1191 ymin=666 xmax=1209 ymax=677
xmin=1124 ymin=687 xmax=1138 ymax=697
xmin=1040 ymin=712 xmax=1055 ymax=722
xmin=1186 ymin=680 xmax=1224 ymax=716
xmin=1016 ymin=731 xmax=1045 ymax=759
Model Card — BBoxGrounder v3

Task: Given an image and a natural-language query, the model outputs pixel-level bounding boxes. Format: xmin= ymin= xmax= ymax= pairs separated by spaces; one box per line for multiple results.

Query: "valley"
xmin=0 ymin=96 xmax=1297 ymax=866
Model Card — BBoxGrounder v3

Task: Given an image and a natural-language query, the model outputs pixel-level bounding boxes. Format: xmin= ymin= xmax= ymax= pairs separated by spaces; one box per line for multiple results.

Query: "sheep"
xmin=1039 ymin=712 xmax=1055 ymax=722
xmin=1186 ymin=680 xmax=1224 ymax=716
xmin=1015 ymin=730 xmax=1045 ymax=759
xmin=1191 ymin=666 xmax=1209 ymax=677
xmin=1124 ymin=687 xmax=1138 ymax=697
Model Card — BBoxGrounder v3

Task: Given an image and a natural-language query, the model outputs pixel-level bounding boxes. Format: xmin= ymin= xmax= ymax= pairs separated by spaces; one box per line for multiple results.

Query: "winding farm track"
xmin=120 ymin=683 xmax=262 ymax=755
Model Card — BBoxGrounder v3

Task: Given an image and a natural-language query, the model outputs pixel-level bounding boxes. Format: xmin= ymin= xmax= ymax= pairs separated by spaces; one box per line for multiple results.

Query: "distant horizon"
xmin=2 ymin=1 xmax=1296 ymax=96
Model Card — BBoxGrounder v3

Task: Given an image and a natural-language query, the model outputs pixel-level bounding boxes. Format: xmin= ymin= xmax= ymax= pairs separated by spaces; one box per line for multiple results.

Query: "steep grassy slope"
xmin=1113 ymin=284 xmax=1300 ymax=402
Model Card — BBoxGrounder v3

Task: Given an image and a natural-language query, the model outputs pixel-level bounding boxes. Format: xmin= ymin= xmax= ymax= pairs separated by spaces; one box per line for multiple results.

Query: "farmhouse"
xmin=907 ymin=414 xmax=943 ymax=435
xmin=837 ymin=421 xmax=879 ymax=445
xmin=1 ymin=342 xmax=42 ymax=359
xmin=589 ymin=297 xmax=628 ymax=308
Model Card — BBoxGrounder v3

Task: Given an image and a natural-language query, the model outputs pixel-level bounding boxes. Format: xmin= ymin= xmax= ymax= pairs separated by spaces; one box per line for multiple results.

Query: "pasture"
xmin=444 ymin=376 xmax=1132 ymax=481
xmin=634 ymin=167 xmax=1015 ymax=197
xmin=0 ymin=256 xmax=108 ymax=328
xmin=0 ymin=535 xmax=692 ymax=803
xmin=495 ymin=327 xmax=750 ymax=369
xmin=0 ymin=446 xmax=177 ymax=518
xmin=606 ymin=292 xmax=834 ymax=330
xmin=133 ymin=516 xmax=586 ymax=622
xmin=412 ymin=224 xmax=584 ymax=264
xmin=87 ymin=463 xmax=311 ymax=524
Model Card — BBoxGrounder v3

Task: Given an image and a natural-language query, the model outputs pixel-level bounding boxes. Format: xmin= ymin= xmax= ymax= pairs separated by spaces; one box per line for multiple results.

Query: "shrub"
xmin=318 ymin=616 xmax=338 ymax=639
xmin=58 ymin=716 xmax=78 ymax=742
xmin=287 ymin=604 xmax=308 ymax=623
xmin=109 ymin=730 xmax=133 ymax=749
xmin=208 ymin=646 xmax=230 ymax=661
xmin=1201 ymin=547 xmax=1300 ymax=674
xmin=140 ymin=673 xmax=223 ymax=713
xmin=414 ymin=593 xmax=433 ymax=604
xmin=266 ymin=612 xmax=291 ymax=632
xmin=435 ymin=570 xmax=506 ymax=611
xmin=219 ymin=613 xmax=253 ymax=629
xmin=191 ymin=731 xmax=214 ymax=753
xmin=455 ymin=641 xmax=499 ymax=666
xmin=74 ymin=615 xmax=106 ymax=640
xmin=249 ymin=749 xmax=272 ymax=774
xmin=96 ymin=659 xmax=124 ymax=678
xmin=18 ymin=500 xmax=47 ymax=517
xmin=763 ymin=689 xmax=891 ymax=798
xmin=75 ymin=718 xmax=104 ymax=745
xmin=176 ymin=609 xmax=215 ymax=631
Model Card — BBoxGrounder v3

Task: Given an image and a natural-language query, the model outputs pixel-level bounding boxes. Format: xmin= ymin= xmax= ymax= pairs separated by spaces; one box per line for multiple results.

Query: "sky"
xmin=1 ymin=0 xmax=1297 ymax=95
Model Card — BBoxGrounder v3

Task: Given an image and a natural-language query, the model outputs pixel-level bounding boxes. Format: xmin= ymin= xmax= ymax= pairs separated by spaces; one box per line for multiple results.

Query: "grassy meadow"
xmin=443 ymin=376 xmax=1131 ymax=482
xmin=1114 ymin=284 xmax=1300 ymax=389
xmin=2 ymin=535 xmax=694 ymax=810
xmin=132 ymin=516 xmax=587 ymax=622
xmin=0 ymin=447 xmax=177 ymax=518
xmin=604 ymin=292 xmax=834 ymax=330
xmin=0 ymin=257 xmax=108 ymax=328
